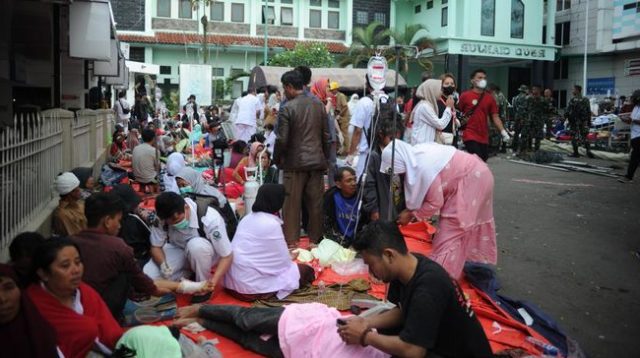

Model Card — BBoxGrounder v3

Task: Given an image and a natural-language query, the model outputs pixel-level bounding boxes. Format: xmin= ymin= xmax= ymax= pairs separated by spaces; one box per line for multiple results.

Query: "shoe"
xmin=617 ymin=176 xmax=633 ymax=184
xmin=568 ymin=153 xmax=580 ymax=158
xmin=190 ymin=292 xmax=212 ymax=304
xmin=586 ymin=152 xmax=595 ymax=159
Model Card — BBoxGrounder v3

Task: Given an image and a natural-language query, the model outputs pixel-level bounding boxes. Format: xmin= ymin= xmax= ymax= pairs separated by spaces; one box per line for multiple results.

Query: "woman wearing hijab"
xmin=109 ymin=132 xmax=129 ymax=163
xmin=71 ymin=167 xmax=97 ymax=199
xmin=411 ymin=79 xmax=455 ymax=145
xmin=126 ymin=128 xmax=140 ymax=151
xmin=310 ymin=78 xmax=339 ymax=186
xmin=224 ymin=184 xmax=314 ymax=301
xmin=381 ymin=139 xmax=496 ymax=279
xmin=175 ymin=167 xmax=228 ymax=207
xmin=163 ymin=153 xmax=186 ymax=194
xmin=0 ymin=264 xmax=58 ymax=358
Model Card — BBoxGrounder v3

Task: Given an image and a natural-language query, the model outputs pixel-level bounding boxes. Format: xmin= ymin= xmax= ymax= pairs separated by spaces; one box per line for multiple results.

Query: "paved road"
xmin=488 ymin=155 xmax=639 ymax=358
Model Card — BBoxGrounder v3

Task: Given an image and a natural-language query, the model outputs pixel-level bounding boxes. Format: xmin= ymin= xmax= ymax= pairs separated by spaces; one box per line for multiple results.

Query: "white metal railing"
xmin=1 ymin=111 xmax=63 ymax=248
xmin=0 ymin=108 xmax=113 ymax=252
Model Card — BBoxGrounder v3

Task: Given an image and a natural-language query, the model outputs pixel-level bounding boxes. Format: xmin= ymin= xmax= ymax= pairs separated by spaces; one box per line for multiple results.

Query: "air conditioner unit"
xmin=624 ymin=58 xmax=640 ymax=77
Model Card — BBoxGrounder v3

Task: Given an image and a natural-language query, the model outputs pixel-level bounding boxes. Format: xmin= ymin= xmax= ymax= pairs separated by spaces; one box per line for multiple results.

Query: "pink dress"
xmin=413 ymin=151 xmax=497 ymax=279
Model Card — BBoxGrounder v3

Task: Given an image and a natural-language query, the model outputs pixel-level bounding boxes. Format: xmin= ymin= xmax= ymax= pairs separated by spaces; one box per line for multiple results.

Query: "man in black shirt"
xmin=339 ymin=221 xmax=492 ymax=358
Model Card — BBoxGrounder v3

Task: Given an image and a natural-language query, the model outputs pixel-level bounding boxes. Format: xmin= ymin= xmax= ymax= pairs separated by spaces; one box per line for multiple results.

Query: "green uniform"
xmin=521 ymin=95 xmax=547 ymax=152
xmin=565 ymin=95 xmax=591 ymax=146
xmin=511 ymin=93 xmax=528 ymax=151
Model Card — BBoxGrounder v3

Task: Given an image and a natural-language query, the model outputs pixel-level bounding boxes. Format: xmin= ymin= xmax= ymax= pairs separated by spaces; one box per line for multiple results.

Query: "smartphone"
xmin=336 ymin=318 xmax=347 ymax=326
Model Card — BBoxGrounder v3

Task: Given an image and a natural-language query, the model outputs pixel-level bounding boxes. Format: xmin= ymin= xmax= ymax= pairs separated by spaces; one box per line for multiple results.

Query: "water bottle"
xmin=525 ymin=336 xmax=558 ymax=356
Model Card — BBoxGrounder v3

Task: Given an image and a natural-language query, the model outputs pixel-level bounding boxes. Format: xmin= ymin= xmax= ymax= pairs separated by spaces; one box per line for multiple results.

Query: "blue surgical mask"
xmin=173 ymin=217 xmax=190 ymax=230
xmin=179 ymin=186 xmax=194 ymax=195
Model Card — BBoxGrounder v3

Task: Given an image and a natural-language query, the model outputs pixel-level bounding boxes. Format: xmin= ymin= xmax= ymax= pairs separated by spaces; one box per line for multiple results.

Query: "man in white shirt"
xmin=132 ymin=128 xmax=160 ymax=184
xmin=143 ymin=192 xmax=233 ymax=303
xmin=113 ymin=91 xmax=131 ymax=133
xmin=620 ymin=90 xmax=640 ymax=183
xmin=347 ymin=75 xmax=376 ymax=179
xmin=234 ymin=88 xmax=262 ymax=142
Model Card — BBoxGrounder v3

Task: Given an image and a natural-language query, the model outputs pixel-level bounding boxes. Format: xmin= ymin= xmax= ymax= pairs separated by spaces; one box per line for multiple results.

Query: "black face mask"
xmin=442 ymin=86 xmax=455 ymax=96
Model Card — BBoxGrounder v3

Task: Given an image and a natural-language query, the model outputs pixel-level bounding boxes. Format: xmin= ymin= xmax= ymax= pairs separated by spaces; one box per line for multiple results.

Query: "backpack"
xmin=186 ymin=193 xmax=238 ymax=240
xmin=365 ymin=94 xmax=397 ymax=147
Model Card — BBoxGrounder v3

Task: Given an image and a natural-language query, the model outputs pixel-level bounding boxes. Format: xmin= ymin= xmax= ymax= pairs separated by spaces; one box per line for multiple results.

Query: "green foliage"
xmin=383 ymin=24 xmax=434 ymax=72
xmin=268 ymin=43 xmax=334 ymax=68
xmin=212 ymin=79 xmax=225 ymax=100
xmin=339 ymin=22 xmax=389 ymax=68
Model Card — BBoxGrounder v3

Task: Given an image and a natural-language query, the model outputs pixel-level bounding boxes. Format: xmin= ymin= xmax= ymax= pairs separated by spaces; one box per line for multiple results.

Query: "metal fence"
xmin=0 ymin=108 xmax=113 ymax=251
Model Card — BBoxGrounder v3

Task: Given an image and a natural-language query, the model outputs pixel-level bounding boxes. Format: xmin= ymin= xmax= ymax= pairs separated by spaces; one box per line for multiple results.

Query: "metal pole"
xmin=582 ymin=0 xmax=589 ymax=96
xmin=263 ymin=0 xmax=268 ymax=64
xmin=387 ymin=46 xmax=401 ymax=221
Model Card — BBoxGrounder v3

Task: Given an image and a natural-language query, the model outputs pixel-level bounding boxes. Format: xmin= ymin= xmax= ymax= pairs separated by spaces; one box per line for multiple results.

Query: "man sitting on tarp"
xmin=339 ymin=221 xmax=493 ymax=358
xmin=323 ymin=166 xmax=364 ymax=246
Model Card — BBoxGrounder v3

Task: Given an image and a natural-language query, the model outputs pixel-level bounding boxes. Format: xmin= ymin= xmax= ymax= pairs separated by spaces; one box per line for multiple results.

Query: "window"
xmin=157 ymin=0 xmax=170 ymax=17
xmin=511 ymin=0 xmax=524 ymax=39
xmin=309 ymin=9 xmax=321 ymax=28
xmin=622 ymin=2 xmax=640 ymax=11
xmin=441 ymin=6 xmax=448 ymax=27
xmin=231 ymin=3 xmax=244 ymax=22
xmin=179 ymin=0 xmax=192 ymax=19
xmin=232 ymin=81 xmax=243 ymax=99
xmin=212 ymin=68 xmax=224 ymax=77
xmin=556 ymin=0 xmax=571 ymax=11
xmin=281 ymin=7 xmax=293 ymax=26
xmin=374 ymin=12 xmax=386 ymax=26
xmin=281 ymin=0 xmax=293 ymax=3
xmin=553 ymin=90 xmax=568 ymax=108
xmin=542 ymin=25 xmax=547 ymax=44
xmin=328 ymin=11 xmax=340 ymax=29
xmin=553 ymin=58 xmax=569 ymax=79
xmin=262 ymin=6 xmax=275 ymax=24
xmin=427 ymin=1 xmax=434 ymax=10
xmin=230 ymin=68 xmax=245 ymax=77
xmin=442 ymin=0 xmax=448 ymax=4
xmin=310 ymin=0 xmax=322 ymax=6
xmin=555 ymin=21 xmax=570 ymax=46
xmin=160 ymin=65 xmax=171 ymax=75
xmin=328 ymin=0 xmax=340 ymax=8
xmin=356 ymin=10 xmax=368 ymax=24
xmin=129 ymin=47 xmax=145 ymax=63
xmin=481 ymin=0 xmax=495 ymax=36
xmin=415 ymin=5 xmax=422 ymax=13
xmin=210 ymin=2 xmax=224 ymax=21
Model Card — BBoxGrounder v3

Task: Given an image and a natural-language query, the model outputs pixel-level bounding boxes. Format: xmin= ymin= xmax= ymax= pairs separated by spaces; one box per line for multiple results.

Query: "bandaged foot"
xmin=177 ymin=279 xmax=210 ymax=295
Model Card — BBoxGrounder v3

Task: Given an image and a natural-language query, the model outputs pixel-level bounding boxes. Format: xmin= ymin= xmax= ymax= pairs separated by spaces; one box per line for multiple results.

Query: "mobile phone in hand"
xmin=336 ymin=318 xmax=347 ymax=326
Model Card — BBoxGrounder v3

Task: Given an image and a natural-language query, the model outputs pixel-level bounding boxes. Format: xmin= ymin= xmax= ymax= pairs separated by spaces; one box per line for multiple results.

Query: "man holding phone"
xmin=338 ymin=221 xmax=492 ymax=358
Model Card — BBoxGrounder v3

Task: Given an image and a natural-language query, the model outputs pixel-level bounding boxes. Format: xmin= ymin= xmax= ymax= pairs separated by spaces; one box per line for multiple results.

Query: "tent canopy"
xmin=248 ymin=66 xmax=407 ymax=94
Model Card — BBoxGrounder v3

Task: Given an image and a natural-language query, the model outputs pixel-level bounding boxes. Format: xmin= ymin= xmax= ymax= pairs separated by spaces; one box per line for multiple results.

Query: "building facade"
xmin=393 ymin=0 xmax=557 ymax=100
xmin=550 ymin=0 xmax=640 ymax=109
xmin=114 ymin=0 xmax=354 ymax=102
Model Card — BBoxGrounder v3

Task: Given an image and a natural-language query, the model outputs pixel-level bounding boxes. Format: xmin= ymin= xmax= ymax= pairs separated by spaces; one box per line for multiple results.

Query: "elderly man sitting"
xmin=52 ymin=172 xmax=87 ymax=236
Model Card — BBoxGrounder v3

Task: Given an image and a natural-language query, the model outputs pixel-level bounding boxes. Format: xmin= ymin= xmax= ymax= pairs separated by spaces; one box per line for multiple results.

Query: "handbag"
xmin=459 ymin=91 xmax=485 ymax=129
xmin=119 ymin=99 xmax=131 ymax=115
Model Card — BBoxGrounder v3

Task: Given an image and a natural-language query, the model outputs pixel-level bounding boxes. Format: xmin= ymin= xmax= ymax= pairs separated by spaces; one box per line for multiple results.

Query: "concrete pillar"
xmin=546 ymin=0 xmax=555 ymax=45
xmin=77 ymin=109 xmax=98 ymax=166
xmin=346 ymin=0 xmax=354 ymax=46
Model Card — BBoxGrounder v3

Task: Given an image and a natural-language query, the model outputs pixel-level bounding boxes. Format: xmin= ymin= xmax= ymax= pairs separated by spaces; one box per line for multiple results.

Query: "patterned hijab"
xmin=416 ymin=79 xmax=442 ymax=113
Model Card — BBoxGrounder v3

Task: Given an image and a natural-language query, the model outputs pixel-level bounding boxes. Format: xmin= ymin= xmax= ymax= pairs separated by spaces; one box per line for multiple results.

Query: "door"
xmin=508 ymin=67 xmax=531 ymax=101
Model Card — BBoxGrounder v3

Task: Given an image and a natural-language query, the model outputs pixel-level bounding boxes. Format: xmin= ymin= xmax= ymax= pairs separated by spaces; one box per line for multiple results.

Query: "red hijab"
xmin=311 ymin=78 xmax=336 ymax=105
xmin=0 ymin=264 xmax=58 ymax=358
xmin=27 ymin=282 xmax=123 ymax=358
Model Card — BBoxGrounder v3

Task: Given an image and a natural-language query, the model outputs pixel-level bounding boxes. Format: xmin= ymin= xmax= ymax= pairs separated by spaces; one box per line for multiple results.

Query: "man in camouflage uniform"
xmin=511 ymin=84 xmax=529 ymax=152
xmin=489 ymin=84 xmax=510 ymax=153
xmin=543 ymin=88 xmax=557 ymax=138
xmin=565 ymin=85 xmax=594 ymax=158
xmin=520 ymin=85 xmax=547 ymax=154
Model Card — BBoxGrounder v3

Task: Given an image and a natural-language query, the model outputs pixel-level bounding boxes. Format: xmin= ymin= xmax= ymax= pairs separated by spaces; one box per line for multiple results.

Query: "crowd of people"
xmin=4 ymin=62 xmax=640 ymax=357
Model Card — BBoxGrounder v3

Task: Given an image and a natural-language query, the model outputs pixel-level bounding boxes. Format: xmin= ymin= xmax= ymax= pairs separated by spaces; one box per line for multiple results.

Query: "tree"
xmin=339 ymin=22 xmax=389 ymax=68
xmin=339 ymin=22 xmax=434 ymax=74
xmin=190 ymin=0 xmax=215 ymax=64
xmin=383 ymin=24 xmax=434 ymax=73
xmin=268 ymin=43 xmax=334 ymax=68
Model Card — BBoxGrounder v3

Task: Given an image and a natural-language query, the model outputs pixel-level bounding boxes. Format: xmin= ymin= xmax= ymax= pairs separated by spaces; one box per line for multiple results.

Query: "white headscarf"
xmin=166 ymin=153 xmax=186 ymax=176
xmin=55 ymin=172 xmax=80 ymax=195
xmin=348 ymin=94 xmax=360 ymax=115
xmin=175 ymin=167 xmax=227 ymax=207
xmin=380 ymin=140 xmax=456 ymax=210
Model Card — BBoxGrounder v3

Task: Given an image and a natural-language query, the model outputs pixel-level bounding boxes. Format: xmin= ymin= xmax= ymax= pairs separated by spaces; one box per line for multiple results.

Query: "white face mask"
xmin=476 ymin=79 xmax=487 ymax=89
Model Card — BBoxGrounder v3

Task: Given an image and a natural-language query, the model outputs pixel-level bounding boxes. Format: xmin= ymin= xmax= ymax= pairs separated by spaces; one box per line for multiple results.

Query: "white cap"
xmin=55 ymin=172 xmax=80 ymax=195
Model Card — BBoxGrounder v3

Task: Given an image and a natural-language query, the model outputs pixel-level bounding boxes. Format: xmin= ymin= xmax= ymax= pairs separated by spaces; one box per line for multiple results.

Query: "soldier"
xmin=511 ymin=84 xmax=529 ymax=152
xmin=565 ymin=85 xmax=594 ymax=158
xmin=489 ymin=84 xmax=510 ymax=153
xmin=543 ymin=88 xmax=557 ymax=138
xmin=521 ymin=85 xmax=547 ymax=154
